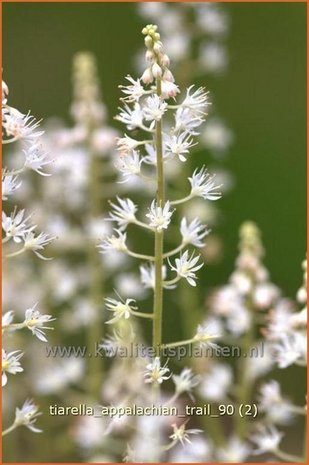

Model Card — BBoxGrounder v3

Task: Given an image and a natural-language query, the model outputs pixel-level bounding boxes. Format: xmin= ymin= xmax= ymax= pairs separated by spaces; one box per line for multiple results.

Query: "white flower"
xmin=180 ymin=86 xmax=210 ymax=114
xmin=116 ymin=103 xmax=144 ymax=130
xmin=165 ymin=131 xmax=197 ymax=162
xmin=257 ymin=380 xmax=294 ymax=425
xmin=201 ymin=118 xmax=233 ymax=154
xmin=2 ymin=310 xmax=14 ymax=327
xmin=144 ymin=357 xmax=171 ymax=385
xmin=3 ymin=108 xmax=43 ymax=141
xmin=119 ymin=75 xmax=147 ymax=102
xmin=105 ymin=297 xmax=137 ymax=324
xmin=196 ymin=4 xmax=229 ymax=36
xmin=170 ymin=422 xmax=202 ymax=446
xmin=143 ymin=141 xmax=170 ymax=165
xmin=194 ymin=324 xmax=220 ymax=348
xmin=98 ymin=230 xmax=128 ymax=253
xmin=115 ymin=152 xmax=142 ymax=181
xmin=180 ymin=217 xmax=210 ymax=247
xmin=24 ymin=303 xmax=55 ymax=342
xmin=23 ymin=231 xmax=56 ymax=260
xmin=146 ymin=200 xmax=173 ymax=231
xmin=2 ymin=209 xmax=35 ymax=243
xmin=217 ymin=436 xmax=251 ymax=463
xmin=2 ymin=173 xmax=22 ymax=200
xmin=143 ymin=95 xmax=168 ymax=122
xmin=172 ymin=368 xmax=200 ymax=395
xmin=23 ymin=144 xmax=53 ymax=176
xmin=189 ymin=166 xmax=222 ymax=200
xmin=199 ymin=43 xmax=228 ymax=74
xmin=109 ymin=197 xmax=137 ymax=231
xmin=250 ymin=424 xmax=283 ymax=455
xmin=2 ymin=349 xmax=23 ymax=386
xmin=174 ymin=107 xmax=205 ymax=135
xmin=117 ymin=135 xmax=142 ymax=153
xmin=140 ymin=263 xmax=173 ymax=290
xmin=199 ymin=363 xmax=232 ymax=402
xmin=14 ymin=399 xmax=42 ymax=433
xmin=274 ymin=332 xmax=307 ymax=368
xmin=169 ymin=250 xmax=203 ymax=286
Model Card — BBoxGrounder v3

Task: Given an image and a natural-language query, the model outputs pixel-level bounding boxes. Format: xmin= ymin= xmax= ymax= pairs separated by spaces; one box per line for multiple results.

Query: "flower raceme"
xmin=98 ymin=24 xmax=223 ymax=458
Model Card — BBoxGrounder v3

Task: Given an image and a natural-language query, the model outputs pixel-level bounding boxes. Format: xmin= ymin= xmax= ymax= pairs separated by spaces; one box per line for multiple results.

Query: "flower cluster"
xmin=2 ymin=77 xmax=56 ymax=438
xmin=96 ymin=24 xmax=224 ymax=460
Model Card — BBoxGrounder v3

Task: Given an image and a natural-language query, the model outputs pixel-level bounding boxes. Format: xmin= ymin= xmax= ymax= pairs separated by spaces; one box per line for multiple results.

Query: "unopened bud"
xmin=163 ymin=69 xmax=174 ymax=82
xmin=141 ymin=68 xmax=154 ymax=84
xmin=145 ymin=50 xmax=154 ymax=62
xmin=153 ymin=42 xmax=163 ymax=54
xmin=161 ymin=54 xmax=170 ymax=67
xmin=144 ymin=35 xmax=153 ymax=49
xmin=152 ymin=62 xmax=162 ymax=78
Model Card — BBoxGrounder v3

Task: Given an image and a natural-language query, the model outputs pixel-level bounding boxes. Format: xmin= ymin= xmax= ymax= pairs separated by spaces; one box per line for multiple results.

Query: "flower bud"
xmin=163 ymin=69 xmax=174 ymax=82
xmin=161 ymin=54 xmax=170 ymax=67
xmin=145 ymin=50 xmax=154 ymax=62
xmin=144 ymin=35 xmax=153 ymax=49
xmin=153 ymin=42 xmax=162 ymax=54
xmin=141 ymin=68 xmax=154 ymax=84
xmin=152 ymin=62 xmax=162 ymax=78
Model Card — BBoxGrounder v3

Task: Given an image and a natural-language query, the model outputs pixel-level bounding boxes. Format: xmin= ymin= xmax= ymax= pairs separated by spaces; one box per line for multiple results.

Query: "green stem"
xmin=153 ymin=77 xmax=165 ymax=356
xmin=87 ymin=140 xmax=105 ymax=399
xmin=161 ymin=338 xmax=195 ymax=349
xmin=2 ymin=423 xmax=17 ymax=436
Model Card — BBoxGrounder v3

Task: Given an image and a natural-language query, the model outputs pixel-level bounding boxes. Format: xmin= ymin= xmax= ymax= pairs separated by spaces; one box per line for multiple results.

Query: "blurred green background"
xmin=3 ymin=1 xmax=306 ymax=296
xmin=3 ymin=2 xmax=306 ymax=462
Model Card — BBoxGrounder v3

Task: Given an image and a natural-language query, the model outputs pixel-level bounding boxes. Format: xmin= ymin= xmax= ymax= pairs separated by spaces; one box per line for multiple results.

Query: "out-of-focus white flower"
xmin=98 ymin=230 xmax=128 ymax=253
xmin=144 ymin=357 xmax=171 ymax=385
xmin=216 ymin=436 xmax=251 ymax=463
xmin=250 ymin=424 xmax=283 ymax=455
xmin=2 ymin=310 xmax=14 ymax=326
xmin=199 ymin=43 xmax=228 ymax=74
xmin=23 ymin=144 xmax=53 ymax=176
xmin=201 ymin=118 xmax=233 ymax=154
xmin=2 ymin=173 xmax=22 ymax=200
xmin=199 ymin=363 xmax=232 ymax=401
xmin=24 ymin=303 xmax=55 ymax=342
xmin=140 ymin=263 xmax=172 ymax=290
xmin=115 ymin=273 xmax=146 ymax=299
xmin=146 ymin=200 xmax=173 ymax=231
xmin=115 ymin=152 xmax=142 ymax=181
xmin=246 ymin=341 xmax=274 ymax=381
xmin=23 ymin=231 xmax=56 ymax=260
xmin=257 ymin=380 xmax=294 ymax=425
xmin=189 ymin=166 xmax=222 ymax=201
xmin=194 ymin=324 xmax=220 ymax=348
xmin=169 ymin=250 xmax=203 ymax=287
xmin=180 ymin=217 xmax=210 ymax=247
xmin=88 ymin=128 xmax=116 ymax=157
xmin=2 ymin=209 xmax=35 ymax=243
xmin=143 ymin=95 xmax=168 ymax=123
xmin=14 ymin=399 xmax=42 ymax=433
xmin=195 ymin=4 xmax=229 ymax=36
xmin=105 ymin=297 xmax=137 ymax=324
xmin=109 ymin=197 xmax=137 ymax=231
xmin=253 ymin=283 xmax=280 ymax=310
xmin=2 ymin=349 xmax=24 ymax=386
xmin=164 ymin=32 xmax=190 ymax=62
xmin=230 ymin=270 xmax=252 ymax=295
xmin=143 ymin=141 xmax=170 ymax=165
xmin=119 ymin=75 xmax=147 ymax=102
xmin=35 ymin=358 xmax=84 ymax=394
xmin=172 ymin=368 xmax=200 ymax=395
xmin=116 ymin=103 xmax=144 ymax=130
xmin=274 ymin=332 xmax=307 ymax=368
xmin=165 ymin=131 xmax=196 ymax=162
xmin=170 ymin=422 xmax=202 ymax=446
xmin=169 ymin=437 xmax=213 ymax=463
xmin=265 ymin=299 xmax=296 ymax=340
xmin=226 ymin=305 xmax=251 ymax=336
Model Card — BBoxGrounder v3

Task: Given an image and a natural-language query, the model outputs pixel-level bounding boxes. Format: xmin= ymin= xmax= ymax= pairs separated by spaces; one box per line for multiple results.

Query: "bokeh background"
xmin=3 ymin=1 xmax=306 ymax=462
